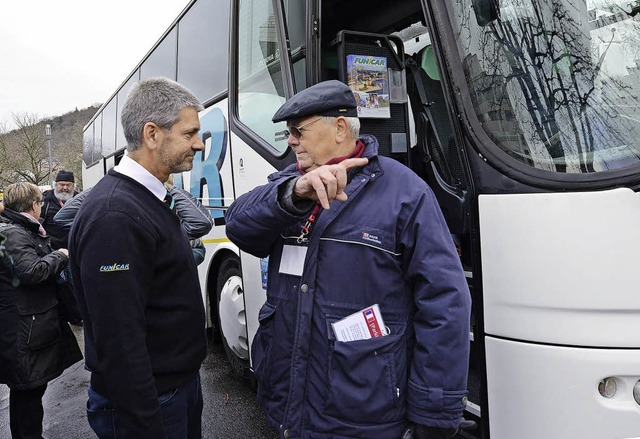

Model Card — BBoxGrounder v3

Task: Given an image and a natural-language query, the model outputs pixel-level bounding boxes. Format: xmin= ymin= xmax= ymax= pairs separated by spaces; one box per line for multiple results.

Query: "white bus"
xmin=82 ymin=0 xmax=640 ymax=437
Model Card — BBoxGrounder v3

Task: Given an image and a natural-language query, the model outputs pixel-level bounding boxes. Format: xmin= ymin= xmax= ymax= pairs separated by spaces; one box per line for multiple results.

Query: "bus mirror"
xmin=472 ymin=0 xmax=499 ymax=26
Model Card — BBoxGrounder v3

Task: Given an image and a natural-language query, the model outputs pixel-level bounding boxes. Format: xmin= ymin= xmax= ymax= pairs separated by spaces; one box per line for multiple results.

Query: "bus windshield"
xmin=448 ymin=0 xmax=640 ymax=173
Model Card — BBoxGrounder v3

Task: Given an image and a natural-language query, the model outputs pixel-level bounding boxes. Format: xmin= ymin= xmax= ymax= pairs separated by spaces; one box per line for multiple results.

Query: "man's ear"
xmin=142 ymin=122 xmax=162 ymax=150
xmin=335 ymin=117 xmax=349 ymax=143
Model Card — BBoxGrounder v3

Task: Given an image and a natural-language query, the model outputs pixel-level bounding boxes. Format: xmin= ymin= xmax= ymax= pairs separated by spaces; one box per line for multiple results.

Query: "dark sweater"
xmin=69 ymin=169 xmax=207 ymax=438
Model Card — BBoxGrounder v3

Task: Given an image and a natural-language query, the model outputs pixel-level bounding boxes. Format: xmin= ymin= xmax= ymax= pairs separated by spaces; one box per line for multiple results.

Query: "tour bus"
xmin=81 ymin=0 xmax=640 ymax=437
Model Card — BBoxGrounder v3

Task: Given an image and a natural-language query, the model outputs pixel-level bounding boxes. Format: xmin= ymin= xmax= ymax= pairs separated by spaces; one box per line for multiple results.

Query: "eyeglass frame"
xmin=283 ymin=116 xmax=325 ymax=139
xmin=34 ymin=199 xmax=44 ymax=206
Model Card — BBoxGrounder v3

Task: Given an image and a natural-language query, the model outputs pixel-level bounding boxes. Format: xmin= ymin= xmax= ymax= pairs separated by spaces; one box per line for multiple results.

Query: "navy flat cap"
xmin=272 ymin=80 xmax=358 ymax=123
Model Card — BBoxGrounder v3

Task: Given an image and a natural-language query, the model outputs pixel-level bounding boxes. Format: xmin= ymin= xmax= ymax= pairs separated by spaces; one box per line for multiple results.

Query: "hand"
xmin=58 ymin=248 xmax=69 ymax=257
xmin=293 ymin=157 xmax=368 ymax=209
xmin=411 ymin=424 xmax=458 ymax=439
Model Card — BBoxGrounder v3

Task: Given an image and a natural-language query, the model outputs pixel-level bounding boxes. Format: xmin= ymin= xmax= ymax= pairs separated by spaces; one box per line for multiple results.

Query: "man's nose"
xmin=287 ymin=133 xmax=299 ymax=147
xmin=194 ymin=134 xmax=205 ymax=150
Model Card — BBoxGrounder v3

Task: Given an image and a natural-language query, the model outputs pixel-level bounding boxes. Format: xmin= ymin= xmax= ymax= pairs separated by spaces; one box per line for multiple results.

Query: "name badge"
xmin=279 ymin=245 xmax=307 ymax=276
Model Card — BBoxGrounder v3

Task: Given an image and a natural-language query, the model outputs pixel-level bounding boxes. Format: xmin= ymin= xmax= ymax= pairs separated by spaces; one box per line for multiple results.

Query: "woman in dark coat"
xmin=0 ymin=182 xmax=82 ymax=439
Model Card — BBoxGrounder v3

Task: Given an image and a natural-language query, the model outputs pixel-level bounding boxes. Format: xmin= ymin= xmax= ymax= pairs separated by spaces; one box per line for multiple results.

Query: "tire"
xmin=216 ymin=257 xmax=251 ymax=380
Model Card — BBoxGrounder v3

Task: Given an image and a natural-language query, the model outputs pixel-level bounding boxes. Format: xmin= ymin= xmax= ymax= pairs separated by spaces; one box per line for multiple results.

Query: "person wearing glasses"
xmin=0 ymin=182 xmax=82 ymax=439
xmin=225 ymin=80 xmax=471 ymax=439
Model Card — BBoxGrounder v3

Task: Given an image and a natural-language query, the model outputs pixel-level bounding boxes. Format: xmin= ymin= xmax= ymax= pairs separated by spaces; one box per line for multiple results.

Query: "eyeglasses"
xmin=284 ymin=116 xmax=324 ymax=139
xmin=34 ymin=200 xmax=44 ymax=206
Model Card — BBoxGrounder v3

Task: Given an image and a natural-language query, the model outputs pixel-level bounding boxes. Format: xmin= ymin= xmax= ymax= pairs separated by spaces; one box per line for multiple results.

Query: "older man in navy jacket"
xmin=225 ymin=80 xmax=471 ymax=439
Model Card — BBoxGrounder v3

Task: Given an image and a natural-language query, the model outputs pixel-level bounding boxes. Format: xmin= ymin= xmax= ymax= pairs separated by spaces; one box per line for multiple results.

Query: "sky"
xmin=0 ymin=0 xmax=191 ymax=130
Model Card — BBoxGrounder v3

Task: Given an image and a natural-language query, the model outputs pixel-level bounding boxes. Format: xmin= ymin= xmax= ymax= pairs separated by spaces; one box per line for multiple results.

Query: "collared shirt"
xmin=113 ymin=154 xmax=166 ymax=201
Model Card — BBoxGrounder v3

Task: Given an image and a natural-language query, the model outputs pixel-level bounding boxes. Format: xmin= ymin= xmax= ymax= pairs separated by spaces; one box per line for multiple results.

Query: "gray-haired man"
xmin=70 ymin=77 xmax=208 ymax=439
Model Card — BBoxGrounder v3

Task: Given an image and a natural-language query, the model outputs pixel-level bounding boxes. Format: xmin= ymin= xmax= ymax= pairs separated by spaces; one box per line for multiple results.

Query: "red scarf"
xmin=296 ymin=140 xmax=366 ymax=242
xmin=296 ymin=140 xmax=365 ymax=174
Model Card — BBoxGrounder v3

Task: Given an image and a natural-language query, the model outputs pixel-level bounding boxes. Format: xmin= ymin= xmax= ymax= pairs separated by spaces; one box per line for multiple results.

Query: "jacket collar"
xmin=274 ymin=134 xmax=383 ymax=180
xmin=1 ymin=208 xmax=41 ymax=234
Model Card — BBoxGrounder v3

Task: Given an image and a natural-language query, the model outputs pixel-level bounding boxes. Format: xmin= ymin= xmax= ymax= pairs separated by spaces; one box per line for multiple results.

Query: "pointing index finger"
xmin=340 ymin=157 xmax=369 ymax=171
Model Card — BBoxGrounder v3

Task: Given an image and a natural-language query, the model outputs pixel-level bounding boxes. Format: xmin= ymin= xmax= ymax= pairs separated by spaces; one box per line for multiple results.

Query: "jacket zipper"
xmin=27 ymin=315 xmax=35 ymax=345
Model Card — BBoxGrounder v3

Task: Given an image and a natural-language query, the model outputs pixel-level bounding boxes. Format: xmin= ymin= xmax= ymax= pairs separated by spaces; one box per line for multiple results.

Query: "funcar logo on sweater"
xmin=99 ymin=263 xmax=130 ymax=272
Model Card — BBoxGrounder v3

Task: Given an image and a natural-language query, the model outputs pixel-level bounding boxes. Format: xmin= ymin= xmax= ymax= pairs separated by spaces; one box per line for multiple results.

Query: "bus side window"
xmin=236 ymin=0 xmax=289 ymax=154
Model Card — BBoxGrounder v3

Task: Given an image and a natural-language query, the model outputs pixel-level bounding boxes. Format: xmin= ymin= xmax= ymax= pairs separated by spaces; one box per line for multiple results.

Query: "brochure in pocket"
xmin=331 ymin=304 xmax=387 ymax=342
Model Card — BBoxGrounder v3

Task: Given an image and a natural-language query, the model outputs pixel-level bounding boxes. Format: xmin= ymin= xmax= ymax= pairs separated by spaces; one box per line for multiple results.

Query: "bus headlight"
xmin=633 ymin=380 xmax=640 ymax=405
xmin=598 ymin=377 xmax=617 ymax=398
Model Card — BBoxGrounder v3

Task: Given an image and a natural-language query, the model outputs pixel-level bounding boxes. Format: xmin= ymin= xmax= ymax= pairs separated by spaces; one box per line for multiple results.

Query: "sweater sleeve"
xmin=76 ymin=210 xmax=166 ymax=438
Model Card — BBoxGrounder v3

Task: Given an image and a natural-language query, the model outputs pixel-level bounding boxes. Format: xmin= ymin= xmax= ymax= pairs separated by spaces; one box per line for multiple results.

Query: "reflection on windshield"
xmin=449 ymin=0 xmax=640 ymax=173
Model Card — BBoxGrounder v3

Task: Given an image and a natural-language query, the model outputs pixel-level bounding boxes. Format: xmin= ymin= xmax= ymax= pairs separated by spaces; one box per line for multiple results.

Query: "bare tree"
xmin=0 ymin=113 xmax=51 ymax=187
xmin=0 ymin=107 xmax=97 ymax=189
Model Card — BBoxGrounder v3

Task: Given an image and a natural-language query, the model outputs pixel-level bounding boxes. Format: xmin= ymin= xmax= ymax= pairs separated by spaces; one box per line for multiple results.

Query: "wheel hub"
xmin=219 ymin=275 xmax=249 ymax=360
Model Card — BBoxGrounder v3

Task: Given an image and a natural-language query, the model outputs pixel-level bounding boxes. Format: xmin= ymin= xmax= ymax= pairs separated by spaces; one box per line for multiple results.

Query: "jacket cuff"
xmin=277 ymin=177 xmax=316 ymax=215
xmin=406 ymin=380 xmax=467 ymax=429
xmin=54 ymin=249 xmax=69 ymax=265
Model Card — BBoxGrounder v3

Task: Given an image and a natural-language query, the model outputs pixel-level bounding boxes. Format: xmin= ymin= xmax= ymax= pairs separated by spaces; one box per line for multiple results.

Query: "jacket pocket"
xmin=324 ymin=324 xmax=407 ymax=423
xmin=19 ymin=304 xmax=61 ymax=351
xmin=252 ymin=301 xmax=277 ymax=394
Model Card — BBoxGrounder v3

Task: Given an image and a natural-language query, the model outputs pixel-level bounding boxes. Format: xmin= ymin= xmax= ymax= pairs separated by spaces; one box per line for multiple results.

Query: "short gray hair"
xmin=344 ymin=116 xmax=361 ymax=139
xmin=321 ymin=116 xmax=360 ymax=139
xmin=121 ymin=77 xmax=203 ymax=151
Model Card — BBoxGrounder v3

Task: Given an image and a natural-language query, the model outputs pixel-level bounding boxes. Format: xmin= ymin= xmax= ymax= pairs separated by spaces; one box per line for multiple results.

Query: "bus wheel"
xmin=216 ymin=257 xmax=251 ymax=379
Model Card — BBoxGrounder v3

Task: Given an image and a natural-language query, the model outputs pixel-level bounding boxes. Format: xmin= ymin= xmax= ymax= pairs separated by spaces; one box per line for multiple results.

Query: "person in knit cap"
xmin=40 ymin=170 xmax=78 ymax=249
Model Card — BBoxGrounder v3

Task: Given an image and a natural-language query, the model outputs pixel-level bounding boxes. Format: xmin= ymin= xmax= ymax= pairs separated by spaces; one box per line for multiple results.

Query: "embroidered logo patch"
xmin=99 ymin=263 xmax=130 ymax=272
xmin=362 ymin=231 xmax=382 ymax=245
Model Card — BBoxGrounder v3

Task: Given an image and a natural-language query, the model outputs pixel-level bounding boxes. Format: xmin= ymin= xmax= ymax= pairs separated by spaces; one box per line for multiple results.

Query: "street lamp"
xmin=45 ymin=124 xmax=52 ymax=188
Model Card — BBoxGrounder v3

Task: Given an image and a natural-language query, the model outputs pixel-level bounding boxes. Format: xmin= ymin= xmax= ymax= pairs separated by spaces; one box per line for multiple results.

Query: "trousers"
xmin=9 ymin=384 xmax=48 ymax=439
xmin=87 ymin=372 xmax=203 ymax=439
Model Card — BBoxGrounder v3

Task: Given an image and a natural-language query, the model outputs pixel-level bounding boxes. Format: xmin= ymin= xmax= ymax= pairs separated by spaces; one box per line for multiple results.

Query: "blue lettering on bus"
xmin=174 ymin=108 xmax=228 ymax=225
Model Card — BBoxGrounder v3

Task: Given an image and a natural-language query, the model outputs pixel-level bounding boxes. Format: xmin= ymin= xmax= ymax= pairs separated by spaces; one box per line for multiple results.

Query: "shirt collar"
xmin=113 ymin=154 xmax=167 ymax=201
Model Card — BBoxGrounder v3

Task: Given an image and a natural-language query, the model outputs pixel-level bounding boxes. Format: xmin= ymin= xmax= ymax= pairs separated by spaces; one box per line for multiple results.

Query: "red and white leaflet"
xmin=331 ymin=304 xmax=387 ymax=342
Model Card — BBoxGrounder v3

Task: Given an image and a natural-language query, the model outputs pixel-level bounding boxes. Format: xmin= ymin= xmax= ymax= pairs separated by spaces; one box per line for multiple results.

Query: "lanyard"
xmin=297 ymin=204 xmax=322 ymax=244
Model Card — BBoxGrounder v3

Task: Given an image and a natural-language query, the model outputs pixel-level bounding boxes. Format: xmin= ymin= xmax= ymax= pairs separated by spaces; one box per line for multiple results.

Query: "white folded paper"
xmin=331 ymin=304 xmax=387 ymax=342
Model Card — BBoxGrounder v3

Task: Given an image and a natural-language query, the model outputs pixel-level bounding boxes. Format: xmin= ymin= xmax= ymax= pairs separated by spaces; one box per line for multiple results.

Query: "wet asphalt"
xmin=0 ymin=326 xmax=279 ymax=439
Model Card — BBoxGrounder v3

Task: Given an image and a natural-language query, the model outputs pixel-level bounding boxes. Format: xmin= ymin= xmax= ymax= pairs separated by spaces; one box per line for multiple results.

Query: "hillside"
xmin=0 ymin=105 xmax=101 ymax=190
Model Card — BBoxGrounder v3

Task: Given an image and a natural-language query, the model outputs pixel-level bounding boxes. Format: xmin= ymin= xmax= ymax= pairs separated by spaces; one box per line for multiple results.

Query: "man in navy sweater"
xmin=69 ymin=77 xmax=208 ymax=439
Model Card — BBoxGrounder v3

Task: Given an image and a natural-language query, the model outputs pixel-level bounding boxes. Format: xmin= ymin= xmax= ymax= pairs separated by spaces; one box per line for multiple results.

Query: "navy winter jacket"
xmin=225 ymin=135 xmax=471 ymax=438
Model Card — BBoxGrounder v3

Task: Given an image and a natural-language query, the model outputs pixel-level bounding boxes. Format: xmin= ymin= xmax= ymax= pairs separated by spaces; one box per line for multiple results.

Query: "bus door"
xmin=224 ymin=0 xmax=304 ymax=380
